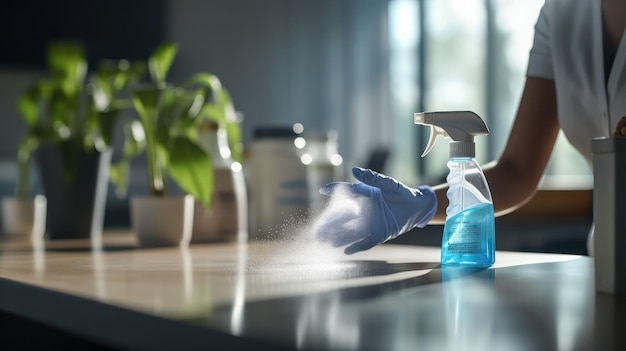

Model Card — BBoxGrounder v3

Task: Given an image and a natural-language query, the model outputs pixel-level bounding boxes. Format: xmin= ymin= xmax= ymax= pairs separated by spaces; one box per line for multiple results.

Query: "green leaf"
xmin=129 ymin=61 xmax=148 ymax=81
xmin=109 ymin=121 xmax=146 ymax=197
xmin=17 ymin=82 xmax=42 ymax=127
xmin=167 ymin=137 xmax=213 ymax=208
xmin=184 ymin=72 xmax=223 ymax=92
xmin=132 ymin=86 xmax=162 ymax=124
xmin=47 ymin=41 xmax=85 ymax=75
xmin=46 ymin=41 xmax=87 ymax=97
xmin=168 ymin=91 xmax=204 ymax=131
xmin=99 ymin=107 xmax=121 ymax=147
xmin=226 ymin=121 xmax=244 ymax=162
xmin=199 ymin=103 xmax=226 ymax=124
xmin=149 ymin=42 xmax=178 ymax=86
xmin=123 ymin=121 xmax=147 ymax=158
xmin=217 ymin=89 xmax=243 ymax=162
xmin=48 ymin=88 xmax=74 ymax=137
xmin=95 ymin=60 xmax=118 ymax=97
xmin=199 ymin=88 xmax=234 ymax=125
xmin=96 ymin=59 xmax=147 ymax=97
xmin=158 ymin=87 xmax=182 ymax=131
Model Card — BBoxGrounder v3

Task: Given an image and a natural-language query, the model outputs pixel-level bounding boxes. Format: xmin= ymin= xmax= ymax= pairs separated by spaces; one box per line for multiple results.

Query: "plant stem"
xmin=17 ymin=158 xmax=29 ymax=198
xmin=143 ymin=120 xmax=165 ymax=196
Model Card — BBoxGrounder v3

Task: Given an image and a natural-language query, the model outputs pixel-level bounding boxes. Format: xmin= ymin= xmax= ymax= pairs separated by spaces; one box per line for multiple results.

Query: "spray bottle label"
xmin=441 ymin=203 xmax=495 ymax=266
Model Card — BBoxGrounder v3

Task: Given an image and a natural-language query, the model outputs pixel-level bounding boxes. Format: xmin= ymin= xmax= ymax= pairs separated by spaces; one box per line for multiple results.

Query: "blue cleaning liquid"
xmin=441 ymin=203 xmax=495 ymax=267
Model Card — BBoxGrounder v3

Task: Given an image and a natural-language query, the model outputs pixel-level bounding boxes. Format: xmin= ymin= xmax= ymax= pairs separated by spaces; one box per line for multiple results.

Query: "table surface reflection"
xmin=0 ymin=231 xmax=624 ymax=350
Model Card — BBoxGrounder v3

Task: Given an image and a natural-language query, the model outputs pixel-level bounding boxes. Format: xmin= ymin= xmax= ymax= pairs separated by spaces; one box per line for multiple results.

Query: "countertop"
xmin=0 ymin=231 xmax=624 ymax=350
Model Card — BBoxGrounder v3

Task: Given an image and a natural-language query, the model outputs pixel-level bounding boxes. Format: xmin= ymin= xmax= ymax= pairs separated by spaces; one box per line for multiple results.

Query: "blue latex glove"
xmin=314 ymin=167 xmax=437 ymax=254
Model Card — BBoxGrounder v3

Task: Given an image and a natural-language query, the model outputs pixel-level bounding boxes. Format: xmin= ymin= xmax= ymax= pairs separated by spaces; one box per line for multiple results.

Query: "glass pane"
xmin=387 ymin=0 xmax=590 ymax=188
xmin=422 ymin=0 xmax=487 ymax=184
xmin=389 ymin=0 xmax=420 ymax=184
xmin=490 ymin=0 xmax=545 ymax=157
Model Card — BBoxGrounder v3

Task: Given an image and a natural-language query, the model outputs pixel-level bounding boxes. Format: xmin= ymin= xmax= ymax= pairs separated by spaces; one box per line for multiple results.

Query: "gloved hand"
xmin=313 ymin=167 xmax=437 ymax=254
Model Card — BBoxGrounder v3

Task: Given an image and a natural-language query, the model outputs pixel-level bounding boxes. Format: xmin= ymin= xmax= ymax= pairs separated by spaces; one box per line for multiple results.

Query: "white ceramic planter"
xmin=131 ymin=195 xmax=195 ymax=248
xmin=0 ymin=195 xmax=47 ymax=238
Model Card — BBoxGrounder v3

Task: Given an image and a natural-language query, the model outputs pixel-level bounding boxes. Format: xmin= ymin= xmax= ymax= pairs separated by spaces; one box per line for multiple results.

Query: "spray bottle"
xmin=414 ymin=111 xmax=495 ymax=267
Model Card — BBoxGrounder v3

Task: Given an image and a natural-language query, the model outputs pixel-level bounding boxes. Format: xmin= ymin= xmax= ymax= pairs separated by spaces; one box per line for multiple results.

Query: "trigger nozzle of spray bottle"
xmin=414 ymin=111 xmax=489 ymax=158
xmin=422 ymin=125 xmax=448 ymax=157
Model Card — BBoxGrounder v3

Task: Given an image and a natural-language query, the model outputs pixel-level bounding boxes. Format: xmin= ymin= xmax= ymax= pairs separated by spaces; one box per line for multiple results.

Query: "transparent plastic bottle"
xmin=441 ymin=156 xmax=495 ymax=266
xmin=415 ymin=111 xmax=496 ymax=267
xmin=301 ymin=131 xmax=344 ymax=213
xmin=193 ymin=121 xmax=248 ymax=243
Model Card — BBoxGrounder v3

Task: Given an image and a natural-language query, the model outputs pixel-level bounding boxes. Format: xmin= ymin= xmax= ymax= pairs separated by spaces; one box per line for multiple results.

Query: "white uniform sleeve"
xmin=527 ymin=1 xmax=554 ymax=80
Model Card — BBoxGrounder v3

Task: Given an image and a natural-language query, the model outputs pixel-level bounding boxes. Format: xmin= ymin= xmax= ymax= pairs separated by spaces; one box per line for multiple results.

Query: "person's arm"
xmin=429 ymin=76 xmax=560 ymax=224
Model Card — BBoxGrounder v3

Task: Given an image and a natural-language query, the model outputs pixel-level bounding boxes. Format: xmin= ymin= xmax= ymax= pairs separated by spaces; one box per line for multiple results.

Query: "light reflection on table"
xmin=0 ymin=231 xmax=620 ymax=350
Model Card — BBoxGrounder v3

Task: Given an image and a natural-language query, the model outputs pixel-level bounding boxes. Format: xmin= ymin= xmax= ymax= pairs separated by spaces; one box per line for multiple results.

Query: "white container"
xmin=592 ymin=137 xmax=626 ymax=294
xmin=247 ymin=126 xmax=309 ymax=239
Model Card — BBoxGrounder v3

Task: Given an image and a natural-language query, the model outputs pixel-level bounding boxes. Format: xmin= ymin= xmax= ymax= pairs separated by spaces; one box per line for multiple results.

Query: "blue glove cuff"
xmin=414 ymin=185 xmax=438 ymax=228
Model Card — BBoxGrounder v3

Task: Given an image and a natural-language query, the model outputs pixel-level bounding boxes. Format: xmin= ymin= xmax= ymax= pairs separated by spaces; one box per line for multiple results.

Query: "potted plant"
xmin=118 ymin=42 xmax=214 ymax=247
xmin=14 ymin=41 xmax=145 ymax=240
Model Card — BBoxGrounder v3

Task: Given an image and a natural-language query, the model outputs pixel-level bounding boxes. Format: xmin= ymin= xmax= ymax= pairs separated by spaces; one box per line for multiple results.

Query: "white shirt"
xmin=527 ymin=0 xmax=626 ymax=167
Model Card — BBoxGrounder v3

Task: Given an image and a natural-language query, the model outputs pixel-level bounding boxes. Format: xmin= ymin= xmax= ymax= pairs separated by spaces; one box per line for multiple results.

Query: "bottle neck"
xmin=449 ymin=156 xmax=474 ymax=161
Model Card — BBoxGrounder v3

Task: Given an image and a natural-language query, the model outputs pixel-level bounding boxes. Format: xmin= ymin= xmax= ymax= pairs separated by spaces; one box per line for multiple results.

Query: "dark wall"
xmin=0 ymin=0 xmax=166 ymax=69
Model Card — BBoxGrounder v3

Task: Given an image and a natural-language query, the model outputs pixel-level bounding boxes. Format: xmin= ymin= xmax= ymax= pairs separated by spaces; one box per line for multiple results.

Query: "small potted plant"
xmin=120 ymin=42 xmax=214 ymax=247
xmin=14 ymin=41 xmax=145 ymax=240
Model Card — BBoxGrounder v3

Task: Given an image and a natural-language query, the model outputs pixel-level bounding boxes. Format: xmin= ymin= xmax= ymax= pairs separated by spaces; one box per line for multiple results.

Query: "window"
xmin=388 ymin=0 xmax=591 ymax=188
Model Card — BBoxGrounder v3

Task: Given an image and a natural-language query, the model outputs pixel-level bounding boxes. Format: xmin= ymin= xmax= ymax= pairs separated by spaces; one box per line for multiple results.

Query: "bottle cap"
xmin=414 ymin=111 xmax=489 ymax=158
xmin=449 ymin=141 xmax=475 ymax=158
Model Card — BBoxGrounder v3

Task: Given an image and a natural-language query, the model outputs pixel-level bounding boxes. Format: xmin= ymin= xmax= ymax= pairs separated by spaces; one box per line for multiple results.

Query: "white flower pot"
xmin=0 ymin=195 xmax=47 ymax=238
xmin=131 ymin=195 xmax=195 ymax=248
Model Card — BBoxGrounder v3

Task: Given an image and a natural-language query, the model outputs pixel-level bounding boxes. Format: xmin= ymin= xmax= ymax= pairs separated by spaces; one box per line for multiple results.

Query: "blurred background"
xmin=0 ymin=0 xmax=592 ymax=252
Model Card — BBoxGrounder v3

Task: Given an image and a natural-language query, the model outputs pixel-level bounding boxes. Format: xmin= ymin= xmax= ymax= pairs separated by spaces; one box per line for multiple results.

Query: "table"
xmin=0 ymin=231 xmax=624 ymax=350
